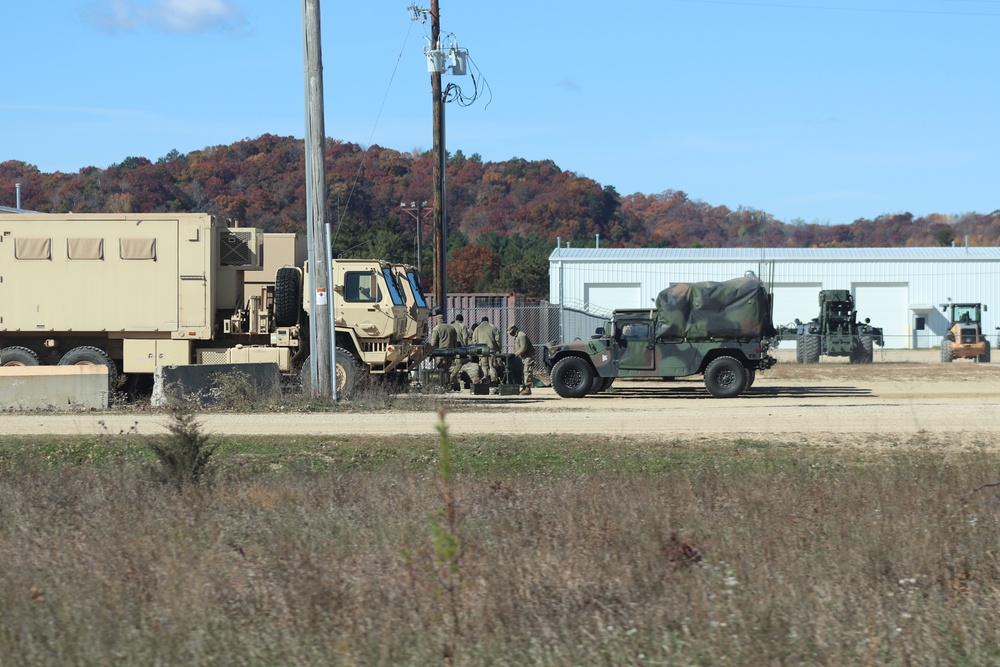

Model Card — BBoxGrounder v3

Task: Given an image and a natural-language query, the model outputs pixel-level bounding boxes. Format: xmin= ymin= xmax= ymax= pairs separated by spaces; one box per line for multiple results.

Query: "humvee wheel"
xmin=1 ymin=346 xmax=40 ymax=367
xmin=57 ymin=346 xmax=118 ymax=390
xmin=551 ymin=356 xmax=594 ymax=398
xmin=742 ymin=368 xmax=756 ymax=392
xmin=940 ymin=337 xmax=953 ymax=363
xmin=704 ymin=356 xmax=747 ymax=398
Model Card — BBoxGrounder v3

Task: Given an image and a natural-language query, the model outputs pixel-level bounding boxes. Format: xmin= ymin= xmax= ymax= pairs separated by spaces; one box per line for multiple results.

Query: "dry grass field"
xmin=1 ymin=355 xmax=1000 ymax=665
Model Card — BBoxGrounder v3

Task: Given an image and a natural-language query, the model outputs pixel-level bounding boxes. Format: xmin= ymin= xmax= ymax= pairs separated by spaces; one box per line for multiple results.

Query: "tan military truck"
xmin=0 ymin=213 xmax=431 ymax=395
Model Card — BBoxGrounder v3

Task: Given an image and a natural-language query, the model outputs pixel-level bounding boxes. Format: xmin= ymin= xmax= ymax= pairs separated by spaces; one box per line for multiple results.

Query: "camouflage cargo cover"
xmin=654 ymin=277 xmax=775 ymax=341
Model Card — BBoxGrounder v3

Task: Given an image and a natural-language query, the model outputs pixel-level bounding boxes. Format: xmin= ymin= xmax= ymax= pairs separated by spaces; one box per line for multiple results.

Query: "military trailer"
xmin=545 ymin=277 xmax=777 ymax=398
xmin=793 ymin=290 xmax=883 ymax=364
xmin=0 ymin=213 xmax=431 ymax=395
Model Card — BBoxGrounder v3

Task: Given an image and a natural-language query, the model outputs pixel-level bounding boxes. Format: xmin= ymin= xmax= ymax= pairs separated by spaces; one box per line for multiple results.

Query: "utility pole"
xmin=430 ymin=0 xmax=447 ymax=320
xmin=399 ymin=200 xmax=430 ymax=276
xmin=302 ymin=0 xmax=334 ymax=398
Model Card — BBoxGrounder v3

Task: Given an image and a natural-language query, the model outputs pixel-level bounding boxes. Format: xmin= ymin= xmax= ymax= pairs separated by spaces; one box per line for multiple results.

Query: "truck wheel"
xmin=334 ymin=347 xmax=361 ymax=397
xmin=704 ymin=356 xmax=747 ymax=398
xmin=981 ymin=340 xmax=991 ymax=363
xmin=299 ymin=349 xmax=362 ymax=398
xmin=850 ymin=335 xmax=874 ymax=364
xmin=274 ymin=267 xmax=301 ymax=328
xmin=860 ymin=334 xmax=874 ymax=363
xmin=941 ymin=337 xmax=953 ymax=363
xmin=57 ymin=346 xmax=118 ymax=390
xmin=803 ymin=334 xmax=821 ymax=364
xmin=795 ymin=335 xmax=805 ymax=364
xmin=742 ymin=368 xmax=756 ymax=392
xmin=1 ymin=346 xmax=40 ymax=367
xmin=551 ymin=356 xmax=595 ymax=398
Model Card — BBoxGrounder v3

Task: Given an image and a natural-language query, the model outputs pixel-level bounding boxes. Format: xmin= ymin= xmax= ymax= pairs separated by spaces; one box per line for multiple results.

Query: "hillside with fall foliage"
xmin=3 ymin=133 xmax=999 ymax=298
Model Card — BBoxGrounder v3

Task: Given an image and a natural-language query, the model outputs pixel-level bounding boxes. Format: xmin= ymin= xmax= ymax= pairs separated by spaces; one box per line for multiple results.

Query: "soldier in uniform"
xmin=430 ymin=314 xmax=458 ymax=390
xmin=452 ymin=313 xmax=471 ymax=346
xmin=471 ymin=316 xmax=500 ymax=385
xmin=509 ymin=324 xmax=535 ymax=395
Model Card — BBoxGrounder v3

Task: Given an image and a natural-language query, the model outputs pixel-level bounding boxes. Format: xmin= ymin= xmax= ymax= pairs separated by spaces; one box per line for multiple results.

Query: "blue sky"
xmin=3 ymin=0 xmax=998 ymax=225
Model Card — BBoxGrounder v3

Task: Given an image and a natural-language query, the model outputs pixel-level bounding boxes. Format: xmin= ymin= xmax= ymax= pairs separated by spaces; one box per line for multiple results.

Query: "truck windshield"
xmin=405 ymin=270 xmax=427 ymax=308
xmin=381 ymin=268 xmax=404 ymax=306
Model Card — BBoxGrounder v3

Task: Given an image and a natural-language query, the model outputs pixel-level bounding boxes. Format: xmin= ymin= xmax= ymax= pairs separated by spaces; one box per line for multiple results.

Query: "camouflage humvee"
xmin=545 ymin=277 xmax=778 ymax=398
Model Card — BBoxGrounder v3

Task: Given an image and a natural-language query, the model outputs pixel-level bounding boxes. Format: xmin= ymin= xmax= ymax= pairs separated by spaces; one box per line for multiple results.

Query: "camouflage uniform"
xmin=430 ymin=316 xmax=459 ymax=390
xmin=472 ymin=317 xmax=500 ymax=384
xmin=459 ymin=358 xmax=482 ymax=386
xmin=452 ymin=314 xmax=471 ymax=346
xmin=509 ymin=325 xmax=535 ymax=395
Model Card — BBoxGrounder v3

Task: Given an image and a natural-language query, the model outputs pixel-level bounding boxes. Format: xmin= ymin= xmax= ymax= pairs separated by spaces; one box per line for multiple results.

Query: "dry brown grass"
xmin=1 ymin=435 xmax=1000 ymax=665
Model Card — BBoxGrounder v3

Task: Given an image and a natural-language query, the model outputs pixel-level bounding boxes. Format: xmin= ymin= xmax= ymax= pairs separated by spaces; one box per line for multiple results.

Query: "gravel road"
xmin=3 ymin=350 xmax=999 ymax=449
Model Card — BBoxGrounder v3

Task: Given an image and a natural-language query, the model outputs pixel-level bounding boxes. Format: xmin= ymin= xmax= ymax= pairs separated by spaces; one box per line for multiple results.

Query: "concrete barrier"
xmin=152 ymin=363 xmax=282 ymax=407
xmin=0 ymin=365 xmax=109 ymax=410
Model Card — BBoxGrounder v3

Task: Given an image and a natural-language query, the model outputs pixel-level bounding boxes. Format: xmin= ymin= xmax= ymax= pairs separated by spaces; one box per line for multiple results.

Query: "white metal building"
xmin=548 ymin=247 xmax=1000 ymax=349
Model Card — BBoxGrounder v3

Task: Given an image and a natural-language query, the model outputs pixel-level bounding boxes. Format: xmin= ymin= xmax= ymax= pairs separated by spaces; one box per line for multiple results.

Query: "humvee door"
xmin=615 ymin=315 xmax=655 ymax=371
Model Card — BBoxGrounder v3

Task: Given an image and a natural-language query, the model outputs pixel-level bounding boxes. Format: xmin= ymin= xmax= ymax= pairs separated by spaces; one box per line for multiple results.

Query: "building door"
xmin=584 ymin=283 xmax=641 ymax=311
xmin=853 ymin=283 xmax=909 ymax=349
xmin=770 ymin=283 xmax=823 ymax=330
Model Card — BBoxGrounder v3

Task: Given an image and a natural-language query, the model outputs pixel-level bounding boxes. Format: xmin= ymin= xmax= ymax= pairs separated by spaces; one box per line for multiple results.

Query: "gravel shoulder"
xmin=3 ymin=349 xmax=1000 ymax=450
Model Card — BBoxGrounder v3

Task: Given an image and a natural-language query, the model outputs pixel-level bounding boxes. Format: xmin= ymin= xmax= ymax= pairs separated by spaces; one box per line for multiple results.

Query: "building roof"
xmin=548 ymin=246 xmax=1000 ymax=262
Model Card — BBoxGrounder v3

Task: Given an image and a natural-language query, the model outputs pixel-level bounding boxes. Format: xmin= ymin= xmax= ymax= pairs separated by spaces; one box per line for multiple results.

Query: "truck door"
xmin=338 ymin=268 xmax=397 ymax=340
xmin=615 ymin=318 xmax=656 ymax=371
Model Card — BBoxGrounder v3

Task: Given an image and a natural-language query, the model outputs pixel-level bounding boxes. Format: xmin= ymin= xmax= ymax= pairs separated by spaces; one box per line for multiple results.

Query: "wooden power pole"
xmin=302 ymin=0 xmax=333 ymax=398
xmin=430 ymin=0 xmax=448 ymax=320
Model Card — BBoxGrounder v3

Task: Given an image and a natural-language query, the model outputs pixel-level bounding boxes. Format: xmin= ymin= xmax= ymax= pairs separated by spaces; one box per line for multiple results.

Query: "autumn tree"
xmin=448 ymin=243 xmax=500 ymax=293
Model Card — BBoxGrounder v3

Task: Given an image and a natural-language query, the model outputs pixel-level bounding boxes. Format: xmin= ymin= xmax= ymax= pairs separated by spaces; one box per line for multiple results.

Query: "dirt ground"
xmin=4 ymin=348 xmax=1000 ymax=450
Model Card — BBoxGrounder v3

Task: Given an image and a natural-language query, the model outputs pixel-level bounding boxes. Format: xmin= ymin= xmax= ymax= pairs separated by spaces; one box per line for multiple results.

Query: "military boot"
xmin=519 ymin=386 xmax=532 ymax=396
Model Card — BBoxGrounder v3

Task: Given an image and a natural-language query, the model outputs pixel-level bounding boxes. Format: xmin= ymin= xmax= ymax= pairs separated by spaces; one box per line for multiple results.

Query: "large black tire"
xmin=980 ymin=340 xmax=991 ymax=364
xmin=274 ymin=267 xmax=301 ymax=328
xmin=300 ymin=348 xmax=362 ymax=398
xmin=551 ymin=356 xmax=595 ymax=399
xmin=941 ymin=337 xmax=953 ymax=363
xmin=1 ymin=346 xmax=40 ymax=367
xmin=334 ymin=347 xmax=361 ymax=397
xmin=803 ymin=334 xmax=821 ymax=364
xmin=57 ymin=346 xmax=118 ymax=390
xmin=795 ymin=335 xmax=805 ymax=364
xmin=742 ymin=368 xmax=756 ymax=392
xmin=860 ymin=334 xmax=874 ymax=363
xmin=704 ymin=356 xmax=748 ymax=398
xmin=850 ymin=335 xmax=874 ymax=364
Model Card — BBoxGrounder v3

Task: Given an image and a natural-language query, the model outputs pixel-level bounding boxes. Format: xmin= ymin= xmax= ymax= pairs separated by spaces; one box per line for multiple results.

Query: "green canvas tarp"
xmin=654 ymin=277 xmax=774 ymax=341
